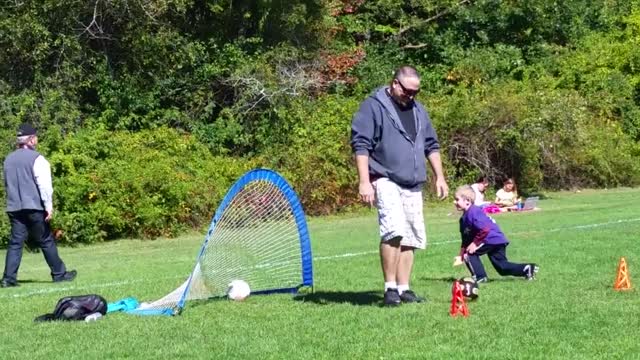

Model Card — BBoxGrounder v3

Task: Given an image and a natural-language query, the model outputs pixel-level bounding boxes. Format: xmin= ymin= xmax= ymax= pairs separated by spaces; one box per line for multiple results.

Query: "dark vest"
xmin=3 ymin=148 xmax=44 ymax=212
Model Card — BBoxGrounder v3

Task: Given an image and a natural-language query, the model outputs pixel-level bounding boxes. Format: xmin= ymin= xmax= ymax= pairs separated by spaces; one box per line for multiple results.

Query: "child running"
xmin=453 ymin=185 xmax=539 ymax=282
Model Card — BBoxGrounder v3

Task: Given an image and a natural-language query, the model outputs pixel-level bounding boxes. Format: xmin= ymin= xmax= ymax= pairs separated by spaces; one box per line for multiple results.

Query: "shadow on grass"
xmin=293 ymin=291 xmax=383 ymax=306
xmin=421 ymin=276 xmax=521 ymax=283
xmin=420 ymin=276 xmax=458 ymax=283
xmin=187 ymin=297 xmax=226 ymax=309
xmin=17 ymin=279 xmax=53 ymax=284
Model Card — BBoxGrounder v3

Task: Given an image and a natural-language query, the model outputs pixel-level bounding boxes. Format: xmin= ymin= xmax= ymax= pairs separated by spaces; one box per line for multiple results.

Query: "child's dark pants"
xmin=464 ymin=243 xmax=527 ymax=280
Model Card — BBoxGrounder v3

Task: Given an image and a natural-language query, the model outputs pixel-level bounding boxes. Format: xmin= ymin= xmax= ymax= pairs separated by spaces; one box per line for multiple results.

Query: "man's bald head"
xmin=393 ymin=66 xmax=420 ymax=83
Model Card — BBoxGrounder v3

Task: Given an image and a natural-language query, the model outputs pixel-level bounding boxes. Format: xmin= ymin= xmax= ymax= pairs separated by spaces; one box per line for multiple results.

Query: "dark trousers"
xmin=464 ymin=243 xmax=527 ymax=280
xmin=3 ymin=210 xmax=66 ymax=283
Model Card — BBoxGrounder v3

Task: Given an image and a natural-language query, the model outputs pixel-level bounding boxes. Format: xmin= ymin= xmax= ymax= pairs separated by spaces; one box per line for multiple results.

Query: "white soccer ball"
xmin=227 ymin=280 xmax=251 ymax=301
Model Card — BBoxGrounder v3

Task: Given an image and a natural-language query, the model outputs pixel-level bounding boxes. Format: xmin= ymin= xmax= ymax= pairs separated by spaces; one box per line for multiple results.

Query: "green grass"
xmin=0 ymin=188 xmax=639 ymax=359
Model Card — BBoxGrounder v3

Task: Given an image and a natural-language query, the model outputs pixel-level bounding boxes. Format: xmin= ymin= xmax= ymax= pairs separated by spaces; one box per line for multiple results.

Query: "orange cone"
xmin=614 ymin=257 xmax=632 ymax=290
xmin=450 ymin=281 xmax=469 ymax=317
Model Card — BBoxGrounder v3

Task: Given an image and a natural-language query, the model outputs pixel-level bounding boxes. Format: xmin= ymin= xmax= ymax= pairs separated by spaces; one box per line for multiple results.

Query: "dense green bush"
xmin=259 ymin=95 xmax=360 ymax=215
xmin=429 ymin=76 xmax=640 ymax=191
xmin=2 ymin=1 xmax=640 ymax=245
xmin=0 ymin=127 xmax=255 ymax=246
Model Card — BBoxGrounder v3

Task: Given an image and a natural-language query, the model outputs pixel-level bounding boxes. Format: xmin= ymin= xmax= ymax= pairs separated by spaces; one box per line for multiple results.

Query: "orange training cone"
xmin=450 ymin=281 xmax=469 ymax=317
xmin=614 ymin=257 xmax=632 ymax=290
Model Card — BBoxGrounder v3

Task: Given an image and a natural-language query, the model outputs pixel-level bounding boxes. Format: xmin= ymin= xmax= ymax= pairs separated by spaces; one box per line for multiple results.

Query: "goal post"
xmin=124 ymin=168 xmax=314 ymax=316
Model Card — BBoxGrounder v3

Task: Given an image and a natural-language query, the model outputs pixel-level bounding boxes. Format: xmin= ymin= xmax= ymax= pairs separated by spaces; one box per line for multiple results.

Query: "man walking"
xmin=351 ymin=66 xmax=448 ymax=306
xmin=1 ymin=123 xmax=76 ymax=287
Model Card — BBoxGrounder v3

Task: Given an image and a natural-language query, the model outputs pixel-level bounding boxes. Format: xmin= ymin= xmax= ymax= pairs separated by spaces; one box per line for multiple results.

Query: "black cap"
xmin=17 ymin=123 xmax=37 ymax=137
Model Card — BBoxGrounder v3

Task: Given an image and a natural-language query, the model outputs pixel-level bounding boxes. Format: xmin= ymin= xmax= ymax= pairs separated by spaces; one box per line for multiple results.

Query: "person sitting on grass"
xmin=470 ymin=175 xmax=491 ymax=208
xmin=494 ymin=177 xmax=521 ymax=211
xmin=452 ymin=185 xmax=538 ymax=283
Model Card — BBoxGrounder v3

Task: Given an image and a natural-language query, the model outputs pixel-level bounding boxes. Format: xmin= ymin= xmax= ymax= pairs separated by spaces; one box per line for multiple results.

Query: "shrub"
xmin=259 ymin=95 xmax=360 ymax=215
xmin=429 ymin=77 xmax=640 ymax=192
xmin=0 ymin=127 xmax=255 ymax=246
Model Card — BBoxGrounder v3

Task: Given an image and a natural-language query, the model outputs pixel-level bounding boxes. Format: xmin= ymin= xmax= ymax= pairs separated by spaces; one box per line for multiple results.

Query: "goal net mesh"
xmin=128 ymin=169 xmax=313 ymax=316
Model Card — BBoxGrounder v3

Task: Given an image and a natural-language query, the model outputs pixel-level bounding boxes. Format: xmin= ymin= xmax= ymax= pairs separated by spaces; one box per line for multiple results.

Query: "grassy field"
xmin=0 ymin=188 xmax=638 ymax=359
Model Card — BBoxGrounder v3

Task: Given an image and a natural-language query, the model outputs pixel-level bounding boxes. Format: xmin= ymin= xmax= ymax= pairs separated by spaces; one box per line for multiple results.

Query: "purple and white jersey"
xmin=459 ymin=205 xmax=509 ymax=249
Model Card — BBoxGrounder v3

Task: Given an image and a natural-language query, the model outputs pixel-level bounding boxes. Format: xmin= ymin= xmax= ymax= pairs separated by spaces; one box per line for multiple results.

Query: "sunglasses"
xmin=395 ymin=79 xmax=420 ymax=97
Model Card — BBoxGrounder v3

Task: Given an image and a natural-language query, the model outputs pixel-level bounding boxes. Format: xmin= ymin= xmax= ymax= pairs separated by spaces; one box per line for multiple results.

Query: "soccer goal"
xmin=126 ymin=169 xmax=314 ymax=316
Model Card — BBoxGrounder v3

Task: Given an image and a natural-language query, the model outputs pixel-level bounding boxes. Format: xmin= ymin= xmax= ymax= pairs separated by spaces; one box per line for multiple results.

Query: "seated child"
xmin=470 ymin=175 xmax=491 ymax=208
xmin=494 ymin=177 xmax=520 ymax=210
xmin=452 ymin=185 xmax=538 ymax=282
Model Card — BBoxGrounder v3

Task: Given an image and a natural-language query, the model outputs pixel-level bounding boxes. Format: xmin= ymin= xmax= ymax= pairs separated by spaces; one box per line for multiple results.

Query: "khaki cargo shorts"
xmin=373 ymin=177 xmax=427 ymax=249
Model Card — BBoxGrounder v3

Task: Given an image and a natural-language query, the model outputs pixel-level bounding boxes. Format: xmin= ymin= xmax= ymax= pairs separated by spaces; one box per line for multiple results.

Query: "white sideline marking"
xmin=0 ymin=276 xmax=183 ymax=299
xmin=313 ymin=251 xmax=378 ymax=260
xmin=546 ymin=217 xmax=640 ymax=231
xmin=2 ymin=217 xmax=639 ymax=300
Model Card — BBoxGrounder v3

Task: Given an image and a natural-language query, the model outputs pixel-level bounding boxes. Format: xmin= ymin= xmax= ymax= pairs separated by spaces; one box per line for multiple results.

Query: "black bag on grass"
xmin=35 ymin=294 xmax=108 ymax=322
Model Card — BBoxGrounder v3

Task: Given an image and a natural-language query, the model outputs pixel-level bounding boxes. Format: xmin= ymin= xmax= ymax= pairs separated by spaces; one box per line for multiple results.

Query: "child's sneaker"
xmin=475 ymin=276 xmax=488 ymax=283
xmin=383 ymin=288 xmax=401 ymax=307
xmin=399 ymin=289 xmax=426 ymax=303
xmin=524 ymin=264 xmax=539 ymax=280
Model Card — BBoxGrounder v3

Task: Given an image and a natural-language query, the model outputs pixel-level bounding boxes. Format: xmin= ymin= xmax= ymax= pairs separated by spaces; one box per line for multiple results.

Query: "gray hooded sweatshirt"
xmin=350 ymin=86 xmax=440 ymax=188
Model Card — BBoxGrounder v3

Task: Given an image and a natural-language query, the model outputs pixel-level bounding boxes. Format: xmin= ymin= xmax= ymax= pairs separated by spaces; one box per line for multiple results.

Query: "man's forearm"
xmin=355 ymin=155 xmax=370 ymax=184
xmin=427 ymin=151 xmax=445 ymax=179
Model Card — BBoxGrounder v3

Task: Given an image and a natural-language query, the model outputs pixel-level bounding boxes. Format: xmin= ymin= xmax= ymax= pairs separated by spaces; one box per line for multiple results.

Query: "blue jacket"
xmin=350 ymin=86 xmax=440 ymax=187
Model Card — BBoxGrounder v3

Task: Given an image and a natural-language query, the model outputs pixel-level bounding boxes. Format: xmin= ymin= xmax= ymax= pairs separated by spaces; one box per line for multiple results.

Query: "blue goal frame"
xmin=174 ymin=168 xmax=314 ymax=312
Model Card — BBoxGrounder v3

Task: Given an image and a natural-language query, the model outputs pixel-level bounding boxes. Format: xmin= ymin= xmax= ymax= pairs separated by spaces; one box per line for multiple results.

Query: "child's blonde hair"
xmin=455 ymin=185 xmax=476 ymax=203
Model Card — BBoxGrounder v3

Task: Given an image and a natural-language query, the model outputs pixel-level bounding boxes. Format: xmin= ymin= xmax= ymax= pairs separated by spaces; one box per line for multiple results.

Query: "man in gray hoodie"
xmin=351 ymin=66 xmax=448 ymax=306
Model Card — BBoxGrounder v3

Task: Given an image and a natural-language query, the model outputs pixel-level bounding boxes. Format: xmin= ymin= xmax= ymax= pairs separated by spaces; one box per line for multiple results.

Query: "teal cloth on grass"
xmin=107 ymin=297 xmax=140 ymax=313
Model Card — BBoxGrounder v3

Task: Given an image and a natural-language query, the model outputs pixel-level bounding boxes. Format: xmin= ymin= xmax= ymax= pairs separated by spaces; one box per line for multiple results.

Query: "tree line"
xmin=1 ymin=0 xmax=639 ymax=245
